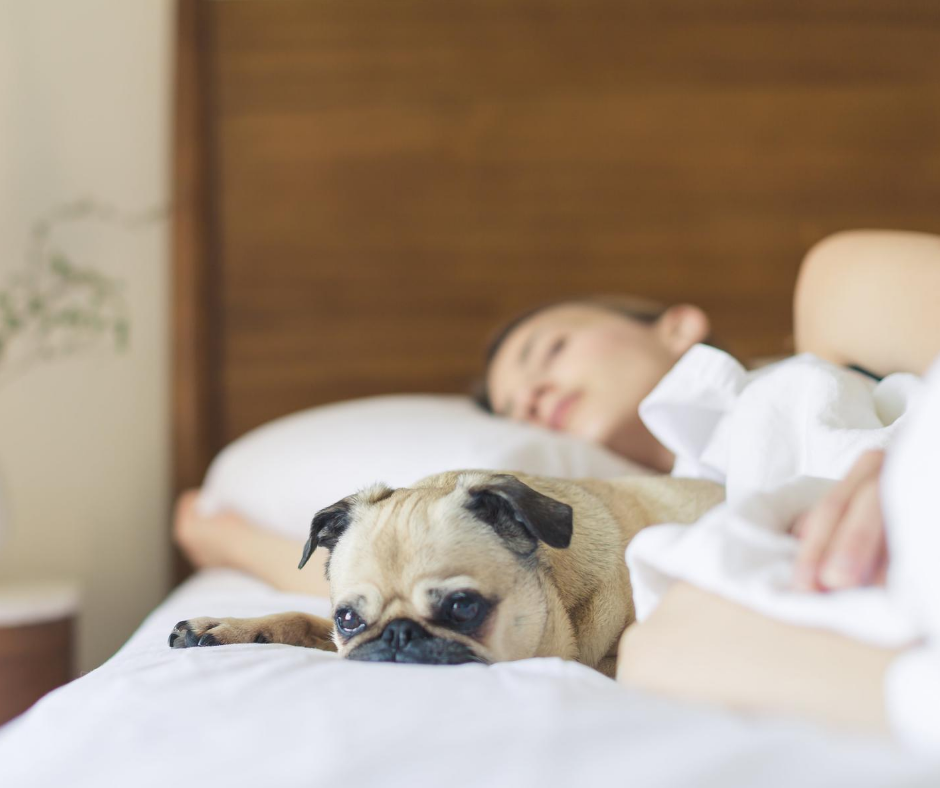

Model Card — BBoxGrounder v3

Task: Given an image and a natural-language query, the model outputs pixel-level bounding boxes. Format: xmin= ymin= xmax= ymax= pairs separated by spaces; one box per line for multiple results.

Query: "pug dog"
xmin=169 ymin=471 xmax=722 ymax=676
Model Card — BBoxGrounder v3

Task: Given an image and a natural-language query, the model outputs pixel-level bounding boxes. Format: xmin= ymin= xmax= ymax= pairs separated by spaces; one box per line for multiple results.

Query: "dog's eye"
xmin=334 ymin=608 xmax=365 ymax=635
xmin=445 ymin=593 xmax=481 ymax=625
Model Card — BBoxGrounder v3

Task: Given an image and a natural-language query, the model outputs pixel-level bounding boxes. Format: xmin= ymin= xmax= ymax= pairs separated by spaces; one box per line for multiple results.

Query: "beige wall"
xmin=0 ymin=0 xmax=172 ymax=672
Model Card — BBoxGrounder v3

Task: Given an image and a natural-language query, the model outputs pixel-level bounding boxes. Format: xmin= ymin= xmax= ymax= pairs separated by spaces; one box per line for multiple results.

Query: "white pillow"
xmin=199 ymin=395 xmax=646 ymax=540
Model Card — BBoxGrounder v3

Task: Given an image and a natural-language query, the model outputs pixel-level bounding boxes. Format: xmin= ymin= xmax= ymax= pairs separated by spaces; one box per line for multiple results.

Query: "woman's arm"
xmin=173 ymin=490 xmax=331 ymax=597
xmin=794 ymin=230 xmax=940 ymax=377
xmin=617 ymin=235 xmax=935 ymax=731
xmin=617 ymin=583 xmax=899 ymax=734
xmin=792 ymin=232 xmax=940 ymax=591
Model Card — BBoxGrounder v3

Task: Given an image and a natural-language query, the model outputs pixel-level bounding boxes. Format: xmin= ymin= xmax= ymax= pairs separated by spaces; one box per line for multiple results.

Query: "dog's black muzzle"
xmin=346 ymin=618 xmax=483 ymax=665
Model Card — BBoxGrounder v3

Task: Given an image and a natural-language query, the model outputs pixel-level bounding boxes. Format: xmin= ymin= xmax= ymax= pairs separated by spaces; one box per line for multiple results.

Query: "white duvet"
xmin=0 ymin=569 xmax=937 ymax=787
xmin=631 ymin=345 xmax=940 ymax=750
xmin=630 ymin=345 xmax=923 ymax=644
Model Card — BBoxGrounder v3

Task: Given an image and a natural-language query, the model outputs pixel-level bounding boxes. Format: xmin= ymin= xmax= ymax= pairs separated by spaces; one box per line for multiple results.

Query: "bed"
xmin=2 ymin=0 xmax=940 ymax=784
xmin=1 ymin=569 xmax=936 ymax=788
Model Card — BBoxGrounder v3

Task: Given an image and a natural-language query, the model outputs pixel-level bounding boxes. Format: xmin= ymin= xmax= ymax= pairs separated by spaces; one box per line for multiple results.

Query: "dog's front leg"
xmin=168 ymin=612 xmax=336 ymax=651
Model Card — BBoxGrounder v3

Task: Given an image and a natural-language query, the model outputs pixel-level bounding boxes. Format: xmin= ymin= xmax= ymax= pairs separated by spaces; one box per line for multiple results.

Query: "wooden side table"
xmin=0 ymin=584 xmax=78 ymax=727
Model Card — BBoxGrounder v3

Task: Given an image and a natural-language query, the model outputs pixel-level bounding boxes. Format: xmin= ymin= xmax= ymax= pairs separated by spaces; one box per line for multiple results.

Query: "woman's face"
xmin=486 ymin=303 xmax=708 ymax=460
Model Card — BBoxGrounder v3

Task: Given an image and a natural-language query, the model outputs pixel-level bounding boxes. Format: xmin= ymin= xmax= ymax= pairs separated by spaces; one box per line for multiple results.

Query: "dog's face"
xmin=298 ymin=472 xmax=573 ymax=666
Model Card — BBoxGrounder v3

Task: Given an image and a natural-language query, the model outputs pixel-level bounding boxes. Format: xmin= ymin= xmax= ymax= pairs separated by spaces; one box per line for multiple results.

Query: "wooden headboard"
xmin=172 ymin=0 xmax=940 ymax=524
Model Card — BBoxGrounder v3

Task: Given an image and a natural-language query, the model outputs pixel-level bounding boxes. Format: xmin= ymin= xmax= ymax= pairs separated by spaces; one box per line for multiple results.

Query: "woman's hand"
xmin=792 ymin=450 xmax=888 ymax=591
xmin=173 ymin=489 xmax=249 ymax=570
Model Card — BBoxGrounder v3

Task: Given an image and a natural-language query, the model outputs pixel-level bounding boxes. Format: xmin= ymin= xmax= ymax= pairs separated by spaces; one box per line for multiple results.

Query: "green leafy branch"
xmin=0 ymin=199 xmax=164 ymax=385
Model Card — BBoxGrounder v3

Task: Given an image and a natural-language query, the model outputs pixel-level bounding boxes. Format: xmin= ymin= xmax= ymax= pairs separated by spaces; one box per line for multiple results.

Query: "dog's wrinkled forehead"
xmin=301 ymin=471 xmax=573 ymax=582
xmin=328 ymin=476 xmax=505 ymax=580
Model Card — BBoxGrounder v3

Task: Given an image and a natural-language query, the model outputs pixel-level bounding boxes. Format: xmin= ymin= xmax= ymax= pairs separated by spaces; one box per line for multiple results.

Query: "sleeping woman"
xmin=173 ymin=229 xmax=940 ymax=745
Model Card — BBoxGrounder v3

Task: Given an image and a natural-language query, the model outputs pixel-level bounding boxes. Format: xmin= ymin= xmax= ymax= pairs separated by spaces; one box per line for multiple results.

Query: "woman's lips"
xmin=549 ymin=393 xmax=581 ymax=431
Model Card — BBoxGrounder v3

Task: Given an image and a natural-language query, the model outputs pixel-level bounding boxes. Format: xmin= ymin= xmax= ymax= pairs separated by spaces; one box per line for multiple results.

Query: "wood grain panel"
xmin=173 ymin=0 xmax=217 ymax=493
xmin=178 ymin=0 xmax=940 ymax=466
xmin=172 ymin=0 xmax=219 ymax=579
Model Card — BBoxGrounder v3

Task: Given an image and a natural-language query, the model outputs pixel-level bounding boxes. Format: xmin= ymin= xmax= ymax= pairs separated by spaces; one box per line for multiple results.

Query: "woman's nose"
xmin=523 ymin=383 xmax=552 ymax=423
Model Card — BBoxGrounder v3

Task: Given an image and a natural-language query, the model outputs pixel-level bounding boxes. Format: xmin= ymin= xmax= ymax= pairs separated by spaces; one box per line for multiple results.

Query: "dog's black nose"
xmin=381 ymin=619 xmax=429 ymax=651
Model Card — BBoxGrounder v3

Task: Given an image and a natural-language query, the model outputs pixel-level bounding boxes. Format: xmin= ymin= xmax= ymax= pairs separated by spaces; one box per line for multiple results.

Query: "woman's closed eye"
xmin=511 ymin=337 xmax=566 ymax=419
xmin=543 ymin=336 xmax=566 ymax=366
xmin=495 ymin=334 xmax=566 ymax=420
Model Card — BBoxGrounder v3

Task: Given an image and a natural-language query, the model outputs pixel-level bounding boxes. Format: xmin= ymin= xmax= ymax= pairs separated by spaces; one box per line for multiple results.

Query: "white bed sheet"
xmin=0 ymin=569 xmax=937 ymax=788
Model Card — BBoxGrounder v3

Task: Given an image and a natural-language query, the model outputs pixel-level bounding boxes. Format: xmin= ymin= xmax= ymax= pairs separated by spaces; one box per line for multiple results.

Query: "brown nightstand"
xmin=0 ymin=584 xmax=78 ymax=726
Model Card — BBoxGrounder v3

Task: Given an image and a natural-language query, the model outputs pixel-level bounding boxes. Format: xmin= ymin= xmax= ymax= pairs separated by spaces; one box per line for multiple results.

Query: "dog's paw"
xmin=168 ymin=617 xmax=268 ymax=649
xmin=169 ymin=612 xmax=338 ymax=651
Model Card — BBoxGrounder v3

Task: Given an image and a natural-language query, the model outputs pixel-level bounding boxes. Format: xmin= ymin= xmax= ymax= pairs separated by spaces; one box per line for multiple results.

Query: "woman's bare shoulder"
xmin=794 ymin=230 xmax=940 ymax=377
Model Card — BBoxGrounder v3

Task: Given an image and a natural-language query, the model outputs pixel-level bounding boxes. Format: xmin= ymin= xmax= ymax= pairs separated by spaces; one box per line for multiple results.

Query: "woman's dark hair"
xmin=473 ymin=296 xmax=666 ymax=413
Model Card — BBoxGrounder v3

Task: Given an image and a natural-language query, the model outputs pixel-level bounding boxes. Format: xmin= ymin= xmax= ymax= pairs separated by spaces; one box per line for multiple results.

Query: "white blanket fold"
xmin=628 ymin=345 xmax=923 ymax=647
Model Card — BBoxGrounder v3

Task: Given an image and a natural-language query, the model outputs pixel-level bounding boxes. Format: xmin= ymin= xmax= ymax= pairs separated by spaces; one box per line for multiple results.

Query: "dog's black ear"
xmin=465 ymin=474 xmax=573 ymax=556
xmin=298 ymin=499 xmax=353 ymax=569
xmin=299 ymin=484 xmax=395 ymax=570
